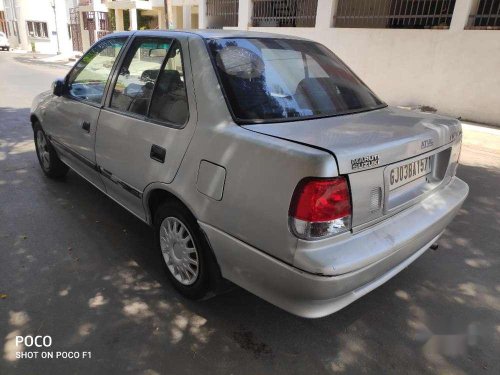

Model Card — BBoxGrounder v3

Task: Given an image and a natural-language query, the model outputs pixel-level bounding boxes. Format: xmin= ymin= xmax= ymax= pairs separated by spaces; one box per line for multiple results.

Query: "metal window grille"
xmin=70 ymin=7 xmax=83 ymax=52
xmin=82 ymin=11 xmax=110 ymax=46
xmin=206 ymin=0 xmax=239 ymax=27
xmin=467 ymin=0 xmax=500 ymax=29
xmin=0 ymin=11 xmax=8 ymax=36
xmin=334 ymin=0 xmax=456 ymax=29
xmin=252 ymin=0 xmax=318 ymax=27
xmin=26 ymin=21 xmax=49 ymax=38
xmin=83 ymin=11 xmax=109 ymax=31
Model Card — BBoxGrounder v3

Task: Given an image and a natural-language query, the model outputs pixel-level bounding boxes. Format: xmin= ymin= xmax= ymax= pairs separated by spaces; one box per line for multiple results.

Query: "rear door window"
xmin=110 ymin=38 xmax=171 ymax=116
xmin=109 ymin=38 xmax=189 ymax=127
xmin=148 ymin=40 xmax=189 ymax=126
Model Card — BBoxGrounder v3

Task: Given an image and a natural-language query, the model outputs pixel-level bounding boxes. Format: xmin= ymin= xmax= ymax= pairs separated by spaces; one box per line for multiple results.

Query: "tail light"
xmin=289 ymin=177 xmax=352 ymax=240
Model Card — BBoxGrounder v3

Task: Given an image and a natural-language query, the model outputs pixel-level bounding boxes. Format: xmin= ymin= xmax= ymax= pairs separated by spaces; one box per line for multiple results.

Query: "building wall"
xmin=1 ymin=0 xmax=73 ymax=54
xmin=219 ymin=0 xmax=500 ymax=126
xmin=245 ymin=26 xmax=500 ymax=126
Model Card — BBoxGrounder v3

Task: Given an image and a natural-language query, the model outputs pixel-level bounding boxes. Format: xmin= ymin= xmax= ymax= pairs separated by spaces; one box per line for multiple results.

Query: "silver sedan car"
xmin=31 ymin=30 xmax=468 ymax=318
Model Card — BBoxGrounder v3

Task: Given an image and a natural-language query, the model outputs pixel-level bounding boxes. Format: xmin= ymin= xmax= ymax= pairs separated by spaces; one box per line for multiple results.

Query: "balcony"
xmin=105 ymin=0 xmax=154 ymax=10
xmin=77 ymin=0 xmax=108 ymax=12
xmin=78 ymin=0 xmax=108 ymax=5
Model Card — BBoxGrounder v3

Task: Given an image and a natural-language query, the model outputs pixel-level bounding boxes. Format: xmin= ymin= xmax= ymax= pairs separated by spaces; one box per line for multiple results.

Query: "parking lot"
xmin=0 ymin=51 xmax=499 ymax=374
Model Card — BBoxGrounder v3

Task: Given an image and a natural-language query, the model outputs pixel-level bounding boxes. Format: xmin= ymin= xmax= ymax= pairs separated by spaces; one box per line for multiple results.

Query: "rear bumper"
xmin=200 ymin=177 xmax=468 ymax=318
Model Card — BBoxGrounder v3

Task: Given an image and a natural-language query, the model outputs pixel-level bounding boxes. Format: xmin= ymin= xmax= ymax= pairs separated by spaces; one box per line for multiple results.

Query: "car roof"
xmin=104 ymin=29 xmax=309 ymax=41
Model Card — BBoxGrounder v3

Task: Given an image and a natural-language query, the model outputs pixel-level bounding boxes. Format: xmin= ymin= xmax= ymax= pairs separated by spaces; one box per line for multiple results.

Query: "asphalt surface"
xmin=0 ymin=51 xmax=499 ymax=375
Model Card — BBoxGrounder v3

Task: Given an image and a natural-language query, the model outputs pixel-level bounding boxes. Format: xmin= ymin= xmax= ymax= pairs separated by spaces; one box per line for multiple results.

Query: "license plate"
xmin=389 ymin=156 xmax=432 ymax=191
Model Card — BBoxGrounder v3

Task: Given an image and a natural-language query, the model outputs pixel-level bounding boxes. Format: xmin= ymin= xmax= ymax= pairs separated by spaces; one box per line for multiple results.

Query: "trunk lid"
xmin=242 ymin=107 xmax=461 ymax=173
xmin=243 ymin=106 xmax=462 ymax=228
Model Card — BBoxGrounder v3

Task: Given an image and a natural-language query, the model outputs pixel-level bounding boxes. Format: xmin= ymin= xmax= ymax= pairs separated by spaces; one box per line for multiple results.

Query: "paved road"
xmin=0 ymin=51 xmax=499 ymax=375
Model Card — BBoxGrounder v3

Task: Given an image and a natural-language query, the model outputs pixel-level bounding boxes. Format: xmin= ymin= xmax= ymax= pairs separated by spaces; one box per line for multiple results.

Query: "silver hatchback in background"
xmin=31 ymin=30 xmax=468 ymax=318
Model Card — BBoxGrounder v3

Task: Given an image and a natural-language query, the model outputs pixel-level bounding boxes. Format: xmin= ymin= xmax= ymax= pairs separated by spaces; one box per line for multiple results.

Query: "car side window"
xmin=110 ymin=38 xmax=171 ymax=116
xmin=149 ymin=41 xmax=189 ymax=126
xmin=67 ymin=38 xmax=127 ymax=104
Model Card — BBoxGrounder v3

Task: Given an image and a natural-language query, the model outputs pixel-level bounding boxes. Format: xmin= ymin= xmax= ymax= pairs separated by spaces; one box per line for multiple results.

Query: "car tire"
xmin=33 ymin=122 xmax=69 ymax=178
xmin=154 ymin=200 xmax=219 ymax=300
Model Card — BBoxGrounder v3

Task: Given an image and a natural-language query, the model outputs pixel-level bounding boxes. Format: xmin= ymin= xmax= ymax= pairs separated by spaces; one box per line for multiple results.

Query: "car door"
xmin=43 ymin=37 xmax=128 ymax=190
xmin=95 ymin=35 xmax=197 ymax=220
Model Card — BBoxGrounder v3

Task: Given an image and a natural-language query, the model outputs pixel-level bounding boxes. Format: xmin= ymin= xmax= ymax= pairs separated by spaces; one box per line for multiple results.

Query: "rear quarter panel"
xmin=169 ymin=122 xmax=338 ymax=265
xmin=151 ymin=37 xmax=338 ymax=265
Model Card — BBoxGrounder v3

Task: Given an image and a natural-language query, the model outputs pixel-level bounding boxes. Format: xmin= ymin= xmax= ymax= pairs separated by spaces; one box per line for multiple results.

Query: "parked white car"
xmin=0 ymin=32 xmax=10 ymax=51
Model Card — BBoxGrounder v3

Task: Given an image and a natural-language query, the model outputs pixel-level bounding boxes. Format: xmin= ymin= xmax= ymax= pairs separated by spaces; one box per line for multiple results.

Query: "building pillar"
xmin=158 ymin=8 xmax=167 ymax=29
xmin=238 ymin=0 xmax=253 ymax=29
xmin=316 ymin=0 xmax=337 ymax=28
xmin=182 ymin=5 xmax=191 ymax=29
xmin=170 ymin=5 xmax=179 ymax=28
xmin=199 ymin=0 xmax=207 ymax=29
xmin=167 ymin=1 xmax=174 ymax=28
xmin=115 ymin=9 xmax=124 ymax=31
xmin=450 ymin=0 xmax=477 ymax=31
xmin=129 ymin=8 xmax=138 ymax=30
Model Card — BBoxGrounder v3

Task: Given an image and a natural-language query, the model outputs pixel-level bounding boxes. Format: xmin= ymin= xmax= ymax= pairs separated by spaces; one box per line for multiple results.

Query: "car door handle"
xmin=150 ymin=144 xmax=166 ymax=163
xmin=82 ymin=121 xmax=91 ymax=132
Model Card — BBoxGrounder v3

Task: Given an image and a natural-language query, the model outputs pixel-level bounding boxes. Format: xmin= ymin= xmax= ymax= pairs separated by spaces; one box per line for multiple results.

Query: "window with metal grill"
xmin=467 ymin=0 xmax=500 ymax=29
xmin=27 ymin=21 xmax=49 ymax=39
xmin=0 ymin=11 xmax=8 ymax=37
xmin=252 ymin=0 xmax=318 ymax=27
xmin=206 ymin=0 xmax=239 ymax=28
xmin=334 ymin=0 xmax=456 ymax=29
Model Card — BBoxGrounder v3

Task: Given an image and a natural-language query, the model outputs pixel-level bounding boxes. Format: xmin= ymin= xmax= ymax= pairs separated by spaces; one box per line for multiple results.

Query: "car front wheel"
xmin=34 ymin=122 xmax=69 ymax=178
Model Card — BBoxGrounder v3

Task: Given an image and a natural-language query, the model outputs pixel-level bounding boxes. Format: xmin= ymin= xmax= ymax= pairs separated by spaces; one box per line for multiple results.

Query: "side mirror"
xmin=52 ymin=78 xmax=66 ymax=97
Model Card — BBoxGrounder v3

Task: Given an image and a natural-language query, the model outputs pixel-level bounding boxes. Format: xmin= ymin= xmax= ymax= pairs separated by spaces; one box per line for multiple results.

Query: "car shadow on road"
xmin=1 ymin=108 xmax=498 ymax=374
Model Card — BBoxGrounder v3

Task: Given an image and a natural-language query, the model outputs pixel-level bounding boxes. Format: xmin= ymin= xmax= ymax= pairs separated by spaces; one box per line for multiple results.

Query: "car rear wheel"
xmin=154 ymin=200 xmax=217 ymax=299
xmin=34 ymin=122 xmax=69 ymax=178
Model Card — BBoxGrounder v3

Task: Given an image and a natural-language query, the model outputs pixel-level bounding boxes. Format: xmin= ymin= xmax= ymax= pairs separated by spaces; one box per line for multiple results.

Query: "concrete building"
xmin=66 ymin=0 xmax=110 ymax=53
xmin=68 ymin=0 xmax=198 ymax=51
xmin=200 ymin=0 xmax=500 ymax=126
xmin=169 ymin=0 xmax=199 ymax=29
xmin=0 ymin=0 xmax=74 ymax=54
xmin=0 ymin=0 xmax=200 ymax=54
xmin=107 ymin=0 xmax=198 ymax=32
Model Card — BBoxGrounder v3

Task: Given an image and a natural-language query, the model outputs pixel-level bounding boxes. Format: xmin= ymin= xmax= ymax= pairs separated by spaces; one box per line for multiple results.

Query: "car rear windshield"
xmin=207 ymin=38 xmax=385 ymax=124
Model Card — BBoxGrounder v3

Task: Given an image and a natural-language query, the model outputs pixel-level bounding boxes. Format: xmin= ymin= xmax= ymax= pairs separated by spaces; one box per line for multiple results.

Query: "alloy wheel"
xmin=159 ymin=217 xmax=199 ymax=285
xmin=36 ymin=131 xmax=50 ymax=170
